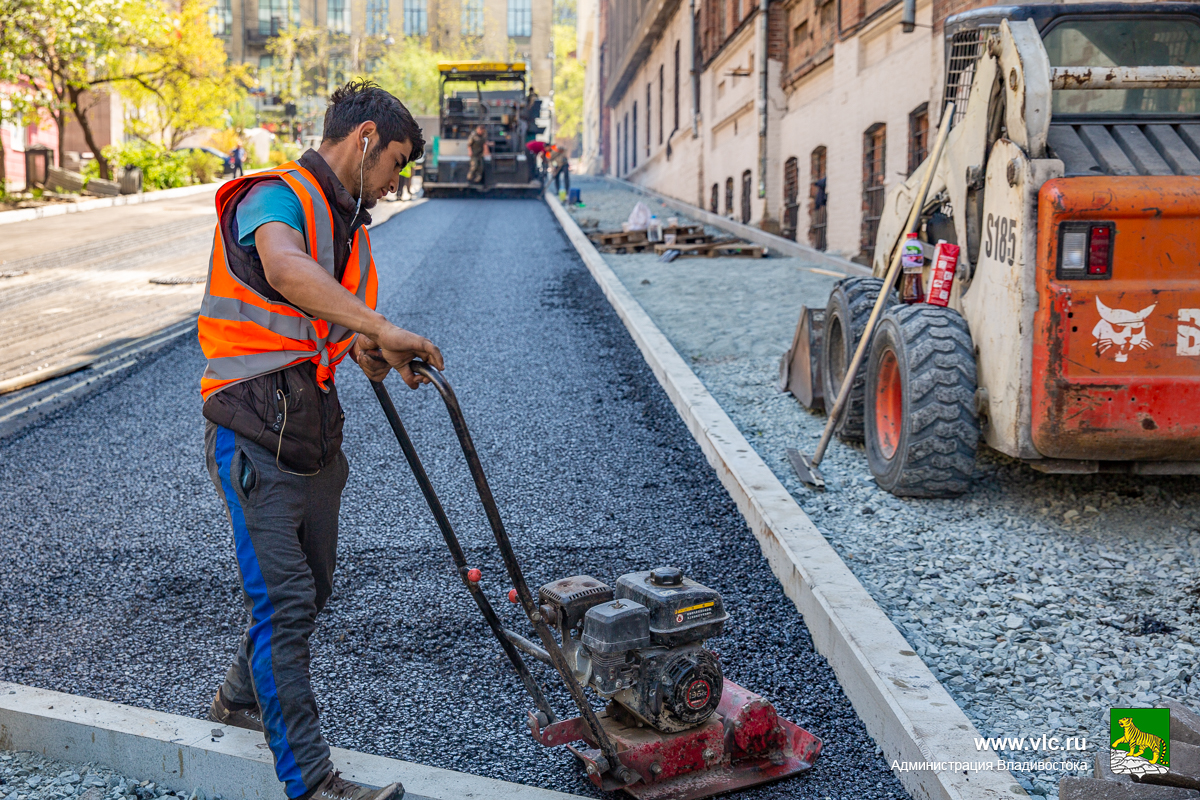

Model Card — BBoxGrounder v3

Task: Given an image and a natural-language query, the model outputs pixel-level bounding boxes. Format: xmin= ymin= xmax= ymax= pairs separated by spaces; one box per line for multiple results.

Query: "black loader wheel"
xmin=864 ymin=304 xmax=980 ymax=497
xmin=821 ymin=277 xmax=897 ymax=442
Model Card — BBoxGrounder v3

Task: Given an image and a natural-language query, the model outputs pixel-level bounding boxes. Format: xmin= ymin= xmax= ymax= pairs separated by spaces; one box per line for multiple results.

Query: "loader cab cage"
xmin=942 ymin=2 xmax=1200 ymax=128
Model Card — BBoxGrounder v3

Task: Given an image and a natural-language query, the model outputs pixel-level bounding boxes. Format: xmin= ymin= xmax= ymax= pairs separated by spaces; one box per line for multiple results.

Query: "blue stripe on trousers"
xmin=214 ymin=426 xmax=308 ymax=798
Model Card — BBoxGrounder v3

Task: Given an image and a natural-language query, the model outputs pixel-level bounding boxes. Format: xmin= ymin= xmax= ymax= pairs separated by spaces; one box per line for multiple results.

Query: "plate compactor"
xmin=371 ymin=362 xmax=823 ymax=799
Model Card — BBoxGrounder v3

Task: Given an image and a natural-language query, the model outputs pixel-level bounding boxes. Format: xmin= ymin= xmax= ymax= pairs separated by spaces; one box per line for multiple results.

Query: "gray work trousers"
xmin=205 ymin=422 xmax=349 ymax=798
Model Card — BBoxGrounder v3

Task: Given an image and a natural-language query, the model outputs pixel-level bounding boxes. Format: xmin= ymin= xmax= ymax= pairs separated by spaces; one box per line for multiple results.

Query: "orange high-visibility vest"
xmin=197 ymin=162 xmax=378 ymax=401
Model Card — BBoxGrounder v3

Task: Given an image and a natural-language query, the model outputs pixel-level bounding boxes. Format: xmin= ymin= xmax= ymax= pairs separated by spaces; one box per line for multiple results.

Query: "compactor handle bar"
xmin=370 ymin=362 xmax=628 ymax=777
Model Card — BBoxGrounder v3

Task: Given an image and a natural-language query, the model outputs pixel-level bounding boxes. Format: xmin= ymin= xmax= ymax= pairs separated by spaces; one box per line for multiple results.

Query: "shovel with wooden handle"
xmin=788 ymin=101 xmax=955 ymax=491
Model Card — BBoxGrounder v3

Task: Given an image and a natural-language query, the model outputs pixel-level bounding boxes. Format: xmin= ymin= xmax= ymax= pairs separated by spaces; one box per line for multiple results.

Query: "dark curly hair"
xmin=323 ymin=79 xmax=425 ymax=163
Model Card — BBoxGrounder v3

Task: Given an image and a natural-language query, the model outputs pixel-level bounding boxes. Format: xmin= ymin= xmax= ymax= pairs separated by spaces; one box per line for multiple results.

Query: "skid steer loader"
xmin=784 ymin=3 xmax=1200 ymax=497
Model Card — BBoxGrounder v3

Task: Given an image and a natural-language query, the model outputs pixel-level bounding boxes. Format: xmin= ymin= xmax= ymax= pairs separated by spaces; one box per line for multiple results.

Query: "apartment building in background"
xmin=211 ymin=0 xmax=554 ymax=103
xmin=582 ymin=0 xmax=1134 ymax=261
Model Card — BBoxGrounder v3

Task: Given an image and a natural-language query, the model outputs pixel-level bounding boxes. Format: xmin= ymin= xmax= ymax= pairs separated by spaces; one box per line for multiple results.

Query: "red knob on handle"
xmin=508 ymin=588 xmax=519 ymax=603
xmin=467 ymin=568 xmax=482 ymax=583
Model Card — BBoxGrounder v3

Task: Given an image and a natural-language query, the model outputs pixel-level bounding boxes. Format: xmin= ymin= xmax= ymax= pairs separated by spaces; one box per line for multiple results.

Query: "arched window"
xmin=724 ymin=177 xmax=734 ymax=216
xmin=711 ymin=183 xmax=719 ymax=213
xmin=740 ymin=170 xmax=752 ymax=224
xmin=782 ymin=157 xmax=799 ymax=241
xmin=809 ymin=146 xmax=827 ymax=251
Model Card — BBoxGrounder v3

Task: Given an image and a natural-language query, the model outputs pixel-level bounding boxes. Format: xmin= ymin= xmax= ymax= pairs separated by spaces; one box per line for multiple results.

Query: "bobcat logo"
xmin=1093 ymin=297 xmax=1156 ymax=362
xmin=1113 ymin=717 xmax=1166 ymax=764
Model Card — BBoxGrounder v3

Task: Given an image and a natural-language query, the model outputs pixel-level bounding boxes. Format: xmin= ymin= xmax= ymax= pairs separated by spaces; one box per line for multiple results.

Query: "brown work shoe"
xmin=306 ymin=771 xmax=403 ymax=800
xmin=207 ymin=687 xmax=265 ymax=733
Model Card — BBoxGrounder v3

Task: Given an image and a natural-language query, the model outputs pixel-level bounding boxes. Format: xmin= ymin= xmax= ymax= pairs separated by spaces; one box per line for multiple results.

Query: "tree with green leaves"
xmin=119 ymin=0 xmax=250 ymax=148
xmin=0 ymin=0 xmax=50 ymax=190
xmin=552 ymin=0 xmax=584 ymax=153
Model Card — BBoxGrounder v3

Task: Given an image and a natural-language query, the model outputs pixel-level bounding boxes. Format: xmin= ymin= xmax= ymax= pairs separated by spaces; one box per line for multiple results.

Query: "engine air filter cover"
xmin=581 ymin=599 xmax=651 ymax=653
xmin=615 ymin=569 xmax=728 ymax=647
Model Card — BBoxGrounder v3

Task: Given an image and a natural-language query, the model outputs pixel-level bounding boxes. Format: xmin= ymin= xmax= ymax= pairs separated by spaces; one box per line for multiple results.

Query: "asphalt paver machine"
xmin=422 ymin=61 xmax=544 ymax=197
xmin=371 ymin=366 xmax=823 ymax=799
xmin=783 ymin=3 xmax=1200 ymax=497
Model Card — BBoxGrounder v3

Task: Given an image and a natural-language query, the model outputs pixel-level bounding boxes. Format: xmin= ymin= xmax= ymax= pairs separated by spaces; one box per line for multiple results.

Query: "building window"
xmin=908 ymin=103 xmax=929 ymax=176
xmin=462 ymin=0 xmax=484 ymax=36
xmin=673 ymin=41 xmax=680 ymax=133
xmin=711 ymin=183 xmax=718 ymax=213
xmin=259 ymin=0 xmax=298 ymax=36
xmin=724 ymin=176 xmax=733 ymax=215
xmin=328 ymin=56 xmax=348 ymax=92
xmin=508 ymin=0 xmax=532 ymax=37
xmin=658 ymin=66 xmax=664 ymax=145
xmin=861 ymin=123 xmax=886 ymax=258
xmin=632 ymin=102 xmax=638 ymax=168
xmin=741 ymin=169 xmax=752 ymax=224
xmin=209 ymin=0 xmax=232 ymax=36
xmin=366 ymin=0 xmax=389 ymax=35
xmin=809 ymin=145 xmax=827 ymax=251
xmin=623 ymin=112 xmax=629 ymax=174
xmin=328 ymin=0 xmax=351 ymax=32
xmin=646 ymin=83 xmax=652 ymax=156
xmin=782 ymin=156 xmax=799 ymax=241
xmin=404 ymin=0 xmax=427 ymax=34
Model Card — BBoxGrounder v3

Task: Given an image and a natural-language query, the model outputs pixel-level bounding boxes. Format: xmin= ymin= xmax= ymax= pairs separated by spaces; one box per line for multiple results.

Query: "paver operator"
xmin=467 ymin=124 xmax=488 ymax=185
xmin=197 ymin=80 xmax=443 ymax=800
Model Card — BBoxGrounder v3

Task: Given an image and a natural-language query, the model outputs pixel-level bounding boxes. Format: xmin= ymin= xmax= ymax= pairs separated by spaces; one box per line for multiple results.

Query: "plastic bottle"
xmin=900 ymin=232 xmax=925 ymax=304
xmin=647 ymin=215 xmax=663 ymax=243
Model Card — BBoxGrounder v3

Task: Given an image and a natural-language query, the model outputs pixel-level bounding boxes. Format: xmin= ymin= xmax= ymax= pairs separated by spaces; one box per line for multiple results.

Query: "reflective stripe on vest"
xmin=197 ymin=162 xmax=378 ymax=401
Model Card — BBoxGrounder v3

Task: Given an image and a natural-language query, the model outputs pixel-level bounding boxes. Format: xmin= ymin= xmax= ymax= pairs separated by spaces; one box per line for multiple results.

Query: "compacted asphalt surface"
xmin=0 ymin=198 xmax=908 ymax=799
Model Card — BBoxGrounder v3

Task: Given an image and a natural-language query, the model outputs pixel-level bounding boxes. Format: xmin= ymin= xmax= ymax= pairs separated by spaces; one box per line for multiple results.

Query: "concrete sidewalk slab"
xmin=546 ymin=191 xmax=1027 ymax=800
xmin=0 ymin=682 xmax=583 ymax=800
xmin=0 ymin=182 xmax=223 ymax=227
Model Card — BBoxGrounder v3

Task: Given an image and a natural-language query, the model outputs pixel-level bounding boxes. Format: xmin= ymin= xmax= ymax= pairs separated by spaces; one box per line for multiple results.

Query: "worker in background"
xmin=467 ymin=124 xmax=488 ymax=185
xmin=200 ymin=79 xmax=443 ymax=800
xmin=526 ymin=139 xmax=547 ymax=183
xmin=550 ymin=143 xmax=570 ymax=197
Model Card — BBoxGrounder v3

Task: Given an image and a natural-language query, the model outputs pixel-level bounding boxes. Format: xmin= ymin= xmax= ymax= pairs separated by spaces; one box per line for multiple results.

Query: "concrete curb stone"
xmin=1163 ymin=698 xmax=1200 ymax=748
xmin=1059 ymin=776 xmax=1200 ymax=799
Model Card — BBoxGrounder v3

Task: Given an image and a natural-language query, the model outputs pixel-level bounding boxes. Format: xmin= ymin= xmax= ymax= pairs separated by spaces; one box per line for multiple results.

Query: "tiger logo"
xmin=1113 ymin=717 xmax=1166 ymax=764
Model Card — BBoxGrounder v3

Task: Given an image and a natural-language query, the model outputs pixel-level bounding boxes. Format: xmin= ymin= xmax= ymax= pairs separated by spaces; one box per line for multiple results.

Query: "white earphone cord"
xmin=350 ymin=135 xmax=367 ymax=230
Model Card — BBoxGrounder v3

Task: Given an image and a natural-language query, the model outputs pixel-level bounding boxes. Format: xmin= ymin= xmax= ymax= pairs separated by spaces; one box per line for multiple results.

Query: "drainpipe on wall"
xmin=756 ymin=0 xmax=768 ymax=214
xmin=901 ymin=0 xmax=916 ymax=33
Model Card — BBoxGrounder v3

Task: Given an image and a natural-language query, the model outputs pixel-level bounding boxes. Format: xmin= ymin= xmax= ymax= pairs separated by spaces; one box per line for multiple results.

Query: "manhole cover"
xmin=0 ymin=270 xmax=27 ymax=278
xmin=149 ymin=276 xmax=205 ymax=285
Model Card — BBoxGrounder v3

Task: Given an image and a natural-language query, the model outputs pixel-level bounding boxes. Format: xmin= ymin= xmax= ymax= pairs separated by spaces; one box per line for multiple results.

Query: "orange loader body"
xmin=1033 ymin=177 xmax=1200 ymax=461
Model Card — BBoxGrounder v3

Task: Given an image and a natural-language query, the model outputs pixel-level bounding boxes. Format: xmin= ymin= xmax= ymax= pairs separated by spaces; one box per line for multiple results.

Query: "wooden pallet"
xmin=654 ymin=239 xmax=766 ymax=258
xmin=597 ymin=241 xmax=655 ymax=254
xmin=588 ymin=229 xmax=648 ymax=247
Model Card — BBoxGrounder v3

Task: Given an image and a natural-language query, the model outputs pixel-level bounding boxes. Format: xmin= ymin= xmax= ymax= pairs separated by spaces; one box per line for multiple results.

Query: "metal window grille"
xmin=366 ymin=0 xmax=389 ymax=36
xmin=724 ymin=176 xmax=733 ymax=215
xmin=623 ymin=113 xmax=629 ymax=174
xmin=462 ymin=0 xmax=484 ymax=36
xmin=809 ymin=145 xmax=826 ymax=251
xmin=711 ymin=183 xmax=719 ymax=213
xmin=658 ymin=66 xmax=664 ymax=145
xmin=632 ymin=102 xmax=638 ymax=167
xmin=861 ymin=124 xmax=886 ymax=258
xmin=404 ymin=0 xmax=427 ymax=35
xmin=646 ymin=83 xmax=652 ymax=156
xmin=259 ymin=0 xmax=298 ymax=36
xmin=942 ymin=28 xmax=993 ymax=127
xmin=508 ymin=0 xmax=532 ymax=37
xmin=740 ymin=170 xmax=752 ymax=224
xmin=209 ymin=0 xmax=232 ymax=36
xmin=674 ymin=42 xmax=680 ymax=132
xmin=782 ymin=156 xmax=799 ymax=241
xmin=328 ymin=0 xmax=351 ymax=33
xmin=907 ymin=102 xmax=928 ymax=176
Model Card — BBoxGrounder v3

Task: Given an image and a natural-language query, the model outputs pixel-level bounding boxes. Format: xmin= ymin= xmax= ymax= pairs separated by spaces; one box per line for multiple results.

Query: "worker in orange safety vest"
xmin=197 ymin=80 xmax=442 ymax=800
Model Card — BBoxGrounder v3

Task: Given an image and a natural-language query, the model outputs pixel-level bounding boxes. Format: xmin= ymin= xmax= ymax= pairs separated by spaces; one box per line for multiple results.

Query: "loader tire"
xmin=821 ymin=277 xmax=897 ymax=442
xmin=864 ymin=304 xmax=979 ymax=497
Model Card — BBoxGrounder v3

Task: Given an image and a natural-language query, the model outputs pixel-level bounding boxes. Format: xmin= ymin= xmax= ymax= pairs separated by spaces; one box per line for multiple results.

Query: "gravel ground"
xmin=568 ymin=177 xmax=1200 ymax=799
xmin=0 ymin=750 xmax=215 ymax=800
xmin=0 ymin=198 xmax=907 ymax=799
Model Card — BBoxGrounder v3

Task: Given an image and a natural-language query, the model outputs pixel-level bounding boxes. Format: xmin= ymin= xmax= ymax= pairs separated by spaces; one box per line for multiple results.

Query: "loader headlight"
xmin=1057 ymin=222 xmax=1114 ymax=280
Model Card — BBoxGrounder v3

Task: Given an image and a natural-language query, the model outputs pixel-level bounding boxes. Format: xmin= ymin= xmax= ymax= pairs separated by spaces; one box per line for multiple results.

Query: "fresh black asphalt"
xmin=0 ymin=198 xmax=909 ymax=799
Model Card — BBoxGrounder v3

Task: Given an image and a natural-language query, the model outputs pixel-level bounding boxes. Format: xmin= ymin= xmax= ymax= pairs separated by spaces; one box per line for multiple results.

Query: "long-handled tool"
xmin=788 ymin=101 xmax=955 ymax=490
xmin=372 ymin=365 xmax=822 ymax=799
